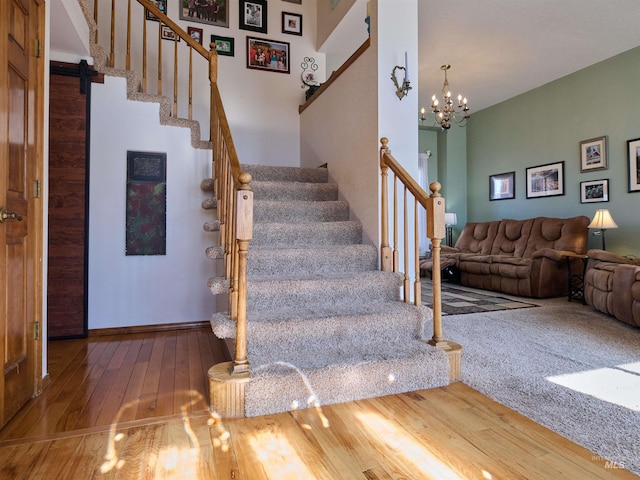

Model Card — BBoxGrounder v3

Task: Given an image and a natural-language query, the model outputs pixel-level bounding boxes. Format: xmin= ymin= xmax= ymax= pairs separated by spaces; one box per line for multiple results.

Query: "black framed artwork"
xmin=239 ymin=0 xmax=268 ymax=34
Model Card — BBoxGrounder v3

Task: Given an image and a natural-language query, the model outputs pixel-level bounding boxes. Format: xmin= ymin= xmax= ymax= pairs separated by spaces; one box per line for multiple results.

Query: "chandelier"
xmin=428 ymin=64 xmax=470 ymax=131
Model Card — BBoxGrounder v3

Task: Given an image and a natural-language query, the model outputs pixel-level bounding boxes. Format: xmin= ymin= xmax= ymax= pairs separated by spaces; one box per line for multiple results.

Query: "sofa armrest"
xmin=587 ymin=249 xmax=639 ymax=265
xmin=531 ymin=248 xmax=583 ymax=263
xmin=440 ymin=245 xmax=461 ymax=255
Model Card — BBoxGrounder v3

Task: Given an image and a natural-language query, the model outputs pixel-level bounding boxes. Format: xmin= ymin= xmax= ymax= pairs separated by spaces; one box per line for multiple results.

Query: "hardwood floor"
xmin=0 ymin=326 xmax=637 ymax=479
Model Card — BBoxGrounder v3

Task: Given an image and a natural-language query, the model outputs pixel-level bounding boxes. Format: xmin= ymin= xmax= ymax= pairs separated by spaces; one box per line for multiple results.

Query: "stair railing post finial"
xmin=380 ymin=138 xmax=392 ymax=272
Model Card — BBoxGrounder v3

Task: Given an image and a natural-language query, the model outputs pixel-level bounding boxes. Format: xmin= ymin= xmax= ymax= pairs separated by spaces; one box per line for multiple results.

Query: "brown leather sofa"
xmin=584 ymin=249 xmax=640 ymax=328
xmin=421 ymin=216 xmax=590 ymax=298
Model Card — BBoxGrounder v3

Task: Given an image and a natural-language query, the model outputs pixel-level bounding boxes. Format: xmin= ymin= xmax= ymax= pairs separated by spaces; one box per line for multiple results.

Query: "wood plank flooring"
xmin=0 ymin=326 xmax=637 ymax=479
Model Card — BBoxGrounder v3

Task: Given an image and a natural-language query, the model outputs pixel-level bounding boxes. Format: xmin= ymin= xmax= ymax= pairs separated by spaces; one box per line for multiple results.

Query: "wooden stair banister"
xmin=379 ymin=138 xmax=461 ymax=379
xmin=89 ymin=0 xmax=254 ymax=408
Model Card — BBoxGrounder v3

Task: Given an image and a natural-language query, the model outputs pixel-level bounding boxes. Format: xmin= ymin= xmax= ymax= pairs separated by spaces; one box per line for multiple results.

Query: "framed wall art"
xmin=526 ymin=161 xmax=565 ymax=199
xmin=180 ymin=0 xmax=229 ymax=28
xmin=580 ymin=179 xmax=609 ymax=203
xmin=489 ymin=171 xmax=515 ymax=201
xmin=627 ymin=138 xmax=640 ymax=192
xmin=161 ymin=25 xmax=180 ymax=41
xmin=240 ymin=0 xmax=268 ymax=33
xmin=188 ymin=26 xmax=203 ymax=45
xmin=211 ymin=35 xmax=235 ymax=56
xmin=146 ymin=0 xmax=167 ymax=21
xmin=580 ymin=136 xmax=608 ymax=172
xmin=247 ymin=36 xmax=290 ymax=74
xmin=282 ymin=12 xmax=302 ymax=35
xmin=282 ymin=0 xmax=302 ymax=3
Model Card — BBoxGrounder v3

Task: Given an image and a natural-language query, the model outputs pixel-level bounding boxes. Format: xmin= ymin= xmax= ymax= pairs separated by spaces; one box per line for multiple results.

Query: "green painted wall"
xmin=467 ymin=46 xmax=640 ymax=256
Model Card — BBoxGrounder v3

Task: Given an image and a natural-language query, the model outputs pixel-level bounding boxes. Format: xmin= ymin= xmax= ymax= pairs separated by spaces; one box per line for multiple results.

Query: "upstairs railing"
xmin=91 ymin=0 xmax=252 ymax=376
xmin=379 ymin=137 xmax=449 ymax=348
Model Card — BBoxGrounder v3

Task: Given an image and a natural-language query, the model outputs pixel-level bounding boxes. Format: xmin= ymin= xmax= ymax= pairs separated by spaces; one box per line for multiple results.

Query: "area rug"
xmin=421 ymin=281 xmax=537 ymax=315
xmin=442 ymin=295 xmax=640 ymax=475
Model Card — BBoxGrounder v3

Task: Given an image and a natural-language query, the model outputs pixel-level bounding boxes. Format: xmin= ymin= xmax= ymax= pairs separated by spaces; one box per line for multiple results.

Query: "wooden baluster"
xmin=142 ymin=10 xmax=147 ymax=92
xmin=188 ymin=48 xmax=193 ymax=120
xmin=414 ymin=197 xmax=421 ymax=306
xmin=109 ymin=0 xmax=115 ymax=67
xmin=157 ymin=23 xmax=162 ymax=96
xmin=173 ymin=34 xmax=178 ymax=117
xmin=392 ymin=175 xmax=399 ymax=273
xmin=230 ymin=172 xmax=253 ymax=377
xmin=379 ymin=139 xmax=392 ymax=272
xmin=126 ymin=0 xmax=131 ymax=70
xmin=93 ymin=0 xmax=98 ymax=44
xmin=403 ymin=185 xmax=410 ymax=302
xmin=426 ymin=182 xmax=446 ymax=347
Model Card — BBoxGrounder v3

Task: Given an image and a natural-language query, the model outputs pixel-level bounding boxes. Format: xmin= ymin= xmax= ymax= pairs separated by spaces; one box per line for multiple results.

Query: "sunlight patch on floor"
xmin=547 ymin=363 xmax=640 ymax=411
xmin=249 ymin=431 xmax=315 ymax=479
xmin=356 ymin=411 xmax=474 ymax=480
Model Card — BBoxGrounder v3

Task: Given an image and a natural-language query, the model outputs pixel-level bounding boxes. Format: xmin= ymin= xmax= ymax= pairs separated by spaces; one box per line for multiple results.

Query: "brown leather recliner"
xmin=584 ymin=249 xmax=640 ymax=328
xmin=420 ymin=216 xmax=590 ymax=298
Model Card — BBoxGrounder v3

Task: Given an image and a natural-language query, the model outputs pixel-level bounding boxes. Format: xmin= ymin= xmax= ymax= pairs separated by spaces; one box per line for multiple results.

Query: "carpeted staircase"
xmin=204 ymin=164 xmax=450 ymax=417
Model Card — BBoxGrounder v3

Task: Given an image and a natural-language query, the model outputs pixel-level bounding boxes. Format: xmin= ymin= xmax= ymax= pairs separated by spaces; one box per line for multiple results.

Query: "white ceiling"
xmin=418 ymin=0 xmax=640 ymax=113
xmin=50 ymin=1 xmax=640 ymax=113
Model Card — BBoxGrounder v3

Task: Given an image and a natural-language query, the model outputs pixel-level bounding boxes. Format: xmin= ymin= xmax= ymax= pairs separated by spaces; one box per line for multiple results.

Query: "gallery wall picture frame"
xmin=211 ymin=35 xmax=235 ymax=56
xmin=146 ymin=0 xmax=167 ymax=21
xmin=580 ymin=135 xmax=608 ymax=172
xmin=282 ymin=0 xmax=302 ymax=4
xmin=240 ymin=0 xmax=268 ymax=34
xmin=580 ymin=179 xmax=609 ymax=203
xmin=161 ymin=25 xmax=180 ymax=41
xmin=188 ymin=26 xmax=203 ymax=45
xmin=247 ymin=36 xmax=290 ymax=74
xmin=627 ymin=138 xmax=640 ymax=192
xmin=180 ymin=0 xmax=229 ymax=28
xmin=489 ymin=171 xmax=515 ymax=201
xmin=526 ymin=161 xmax=565 ymax=199
xmin=282 ymin=11 xmax=302 ymax=35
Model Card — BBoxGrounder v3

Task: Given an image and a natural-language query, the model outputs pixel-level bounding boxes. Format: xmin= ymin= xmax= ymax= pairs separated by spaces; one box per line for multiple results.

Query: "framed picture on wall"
xmin=161 ymin=25 xmax=180 ymax=41
xmin=489 ymin=171 xmax=515 ymax=201
xmin=188 ymin=27 xmax=203 ymax=45
xmin=627 ymin=138 xmax=640 ymax=192
xmin=211 ymin=35 xmax=235 ymax=56
xmin=240 ymin=0 xmax=268 ymax=33
xmin=180 ymin=0 xmax=229 ymax=28
xmin=145 ymin=0 xmax=167 ymax=21
xmin=282 ymin=12 xmax=302 ymax=35
xmin=580 ymin=136 xmax=608 ymax=172
xmin=580 ymin=179 xmax=609 ymax=203
xmin=526 ymin=161 xmax=565 ymax=198
xmin=247 ymin=36 xmax=290 ymax=74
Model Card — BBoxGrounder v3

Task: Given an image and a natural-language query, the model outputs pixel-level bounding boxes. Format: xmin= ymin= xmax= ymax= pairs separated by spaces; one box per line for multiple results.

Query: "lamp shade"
xmin=588 ymin=209 xmax=618 ymax=229
xmin=444 ymin=213 xmax=457 ymax=226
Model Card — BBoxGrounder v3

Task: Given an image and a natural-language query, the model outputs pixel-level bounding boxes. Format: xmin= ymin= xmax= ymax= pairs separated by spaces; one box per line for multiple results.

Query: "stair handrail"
xmin=92 ymin=0 xmax=252 ymax=376
xmin=379 ymin=137 xmax=449 ymax=347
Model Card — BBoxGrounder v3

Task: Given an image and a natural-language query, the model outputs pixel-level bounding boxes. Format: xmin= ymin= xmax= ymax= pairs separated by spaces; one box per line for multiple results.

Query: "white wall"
xmin=91 ymin=0 xmax=324 ymax=168
xmin=88 ymin=76 xmax=214 ymax=329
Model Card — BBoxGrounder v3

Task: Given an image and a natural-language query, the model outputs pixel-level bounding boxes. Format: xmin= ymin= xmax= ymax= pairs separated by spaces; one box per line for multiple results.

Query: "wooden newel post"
xmin=426 ymin=181 xmax=447 ymax=347
xmin=230 ymin=172 xmax=252 ymax=376
xmin=380 ymin=138 xmax=392 ymax=272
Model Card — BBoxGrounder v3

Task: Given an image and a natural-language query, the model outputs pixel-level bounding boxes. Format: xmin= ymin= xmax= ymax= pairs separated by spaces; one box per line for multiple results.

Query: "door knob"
xmin=0 ymin=207 xmax=23 ymax=223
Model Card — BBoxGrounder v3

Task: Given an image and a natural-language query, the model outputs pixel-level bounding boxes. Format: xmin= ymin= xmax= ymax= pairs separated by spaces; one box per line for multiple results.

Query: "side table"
xmin=566 ymin=254 xmax=589 ymax=303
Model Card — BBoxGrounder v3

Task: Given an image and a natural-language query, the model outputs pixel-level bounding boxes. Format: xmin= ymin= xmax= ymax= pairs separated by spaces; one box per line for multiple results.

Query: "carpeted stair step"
xmin=246 ymin=271 xmax=403 ymax=310
xmin=241 ymin=164 xmax=328 ymax=183
xmin=244 ymin=341 xmax=449 ymax=417
xmin=202 ymin=197 xmax=217 ymax=210
xmin=200 ymin=178 xmax=214 ymax=192
xmin=206 ymin=245 xmax=224 ymax=260
xmin=252 ymin=221 xmax=362 ymax=247
xmin=203 ymin=219 xmax=220 ymax=232
xmin=247 ymin=244 xmax=377 ymax=277
xmin=251 ymin=180 xmax=338 ymax=202
xmin=212 ymin=301 xmax=432 ymax=347
xmin=254 ymin=200 xmax=349 ymax=223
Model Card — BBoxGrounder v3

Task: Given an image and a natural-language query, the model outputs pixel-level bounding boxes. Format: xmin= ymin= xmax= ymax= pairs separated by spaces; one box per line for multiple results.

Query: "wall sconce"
xmin=444 ymin=212 xmax=457 ymax=247
xmin=391 ymin=52 xmax=411 ymax=100
xmin=588 ymin=208 xmax=617 ymax=250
